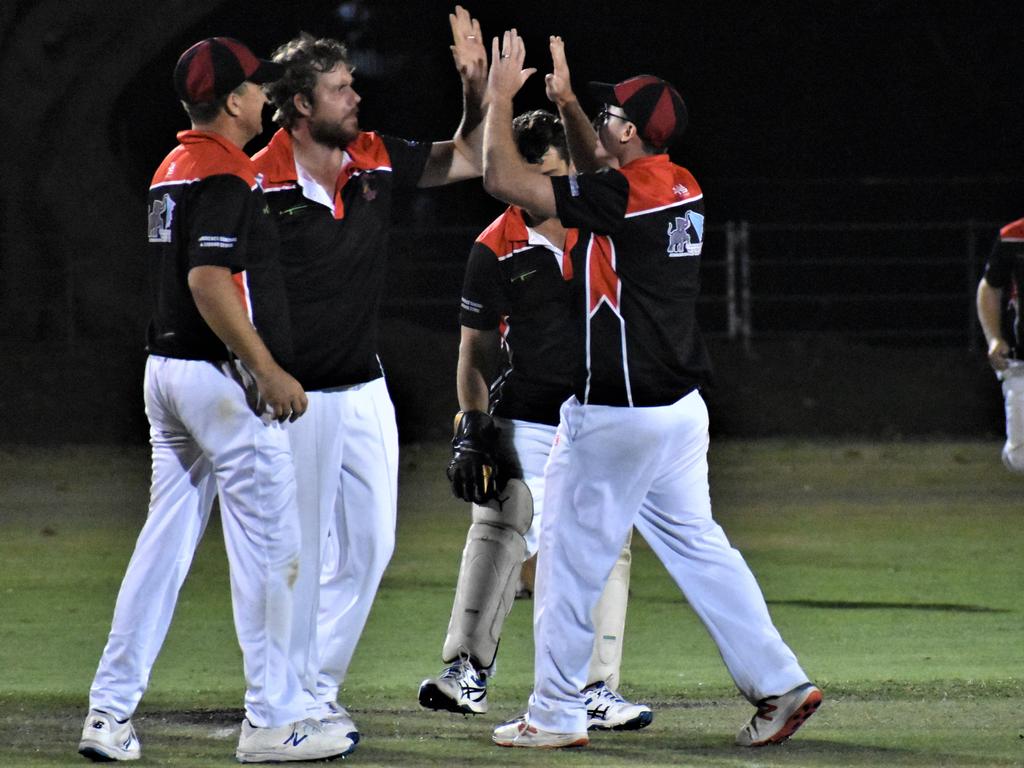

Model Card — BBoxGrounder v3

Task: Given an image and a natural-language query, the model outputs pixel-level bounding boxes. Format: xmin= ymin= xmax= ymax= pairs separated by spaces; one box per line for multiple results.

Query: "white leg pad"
xmin=1001 ymin=363 xmax=1024 ymax=473
xmin=586 ymin=529 xmax=633 ymax=690
xmin=442 ymin=479 xmax=533 ymax=668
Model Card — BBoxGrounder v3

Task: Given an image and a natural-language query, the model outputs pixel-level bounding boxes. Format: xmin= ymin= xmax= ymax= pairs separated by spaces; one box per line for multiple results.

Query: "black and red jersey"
xmin=145 ymin=130 xmax=291 ymax=364
xmin=252 ymin=129 xmax=431 ymax=390
xmin=982 ymin=217 xmax=1024 ymax=356
xmin=460 ymin=206 xmax=581 ymax=426
xmin=551 ymin=154 xmax=711 ymax=407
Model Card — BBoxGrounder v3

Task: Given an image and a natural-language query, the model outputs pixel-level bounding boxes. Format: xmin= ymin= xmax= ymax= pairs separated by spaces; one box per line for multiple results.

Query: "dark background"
xmin=0 ymin=1 xmax=1020 ymax=444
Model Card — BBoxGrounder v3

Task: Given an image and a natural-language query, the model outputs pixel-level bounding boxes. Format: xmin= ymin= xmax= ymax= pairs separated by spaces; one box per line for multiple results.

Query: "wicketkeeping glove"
xmin=446 ymin=410 xmax=503 ymax=504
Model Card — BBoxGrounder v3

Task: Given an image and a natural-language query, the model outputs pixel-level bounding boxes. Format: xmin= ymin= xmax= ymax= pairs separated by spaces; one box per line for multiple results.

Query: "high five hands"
xmin=544 ymin=35 xmax=575 ymax=107
xmin=449 ymin=5 xmax=487 ymax=96
xmin=486 ymin=29 xmax=537 ymax=102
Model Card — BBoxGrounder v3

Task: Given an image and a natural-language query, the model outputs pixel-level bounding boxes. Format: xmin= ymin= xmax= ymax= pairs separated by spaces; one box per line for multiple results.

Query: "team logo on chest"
xmin=360 ymin=175 xmax=378 ymax=201
xmin=148 ymin=193 xmax=175 ymax=243
xmin=666 ymin=210 xmax=704 ymax=257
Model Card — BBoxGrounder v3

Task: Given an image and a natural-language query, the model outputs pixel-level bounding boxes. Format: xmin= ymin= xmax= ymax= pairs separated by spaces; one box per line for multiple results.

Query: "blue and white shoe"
xmin=583 ymin=681 xmax=654 ymax=731
xmin=319 ymin=701 xmax=359 ymax=744
xmin=418 ymin=657 xmax=488 ymax=714
xmin=78 ymin=709 xmax=141 ymax=761
xmin=235 ymin=717 xmax=356 ymax=763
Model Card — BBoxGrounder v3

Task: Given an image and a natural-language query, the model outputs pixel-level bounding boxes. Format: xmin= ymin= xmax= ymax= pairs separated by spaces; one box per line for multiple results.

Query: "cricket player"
xmin=251 ymin=7 xmax=487 ymax=742
xmin=481 ymin=31 xmax=821 ymax=750
xmin=977 ymin=218 xmax=1024 ymax=471
xmin=79 ymin=38 xmax=355 ymax=763
xmin=418 ymin=109 xmax=652 ymax=732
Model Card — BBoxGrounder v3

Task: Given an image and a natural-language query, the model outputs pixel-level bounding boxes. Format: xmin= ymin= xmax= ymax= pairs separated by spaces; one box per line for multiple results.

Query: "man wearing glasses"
xmin=480 ymin=32 xmax=822 ymax=750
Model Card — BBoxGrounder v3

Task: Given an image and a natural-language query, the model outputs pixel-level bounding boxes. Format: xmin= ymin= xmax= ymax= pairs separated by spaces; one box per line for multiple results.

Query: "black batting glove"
xmin=447 ymin=410 xmax=502 ymax=504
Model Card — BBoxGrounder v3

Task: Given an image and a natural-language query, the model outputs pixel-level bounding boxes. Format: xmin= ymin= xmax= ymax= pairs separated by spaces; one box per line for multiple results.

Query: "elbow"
xmin=481 ymin=165 xmax=506 ymax=201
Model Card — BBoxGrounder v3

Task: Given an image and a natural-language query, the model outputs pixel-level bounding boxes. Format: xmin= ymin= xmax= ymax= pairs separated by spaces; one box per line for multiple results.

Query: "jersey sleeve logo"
xmin=667 ymin=210 xmax=704 ymax=257
xmin=460 ymin=296 xmax=484 ymax=314
xmin=147 ymin=193 xmax=175 ymax=243
xmin=198 ymin=235 xmax=238 ymax=249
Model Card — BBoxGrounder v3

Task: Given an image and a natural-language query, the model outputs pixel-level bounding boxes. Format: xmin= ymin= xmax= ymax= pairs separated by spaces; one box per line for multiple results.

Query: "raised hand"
xmin=544 ymin=35 xmax=575 ymax=107
xmin=486 ymin=28 xmax=536 ymax=102
xmin=449 ymin=5 xmax=487 ymax=94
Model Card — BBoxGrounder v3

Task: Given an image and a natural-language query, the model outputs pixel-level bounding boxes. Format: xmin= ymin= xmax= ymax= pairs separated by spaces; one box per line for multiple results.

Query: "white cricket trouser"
xmin=998 ymin=361 xmax=1024 ymax=472
xmin=494 ymin=417 xmax=555 ymax=559
xmin=89 ymin=356 xmax=306 ymax=727
xmin=495 ymin=417 xmax=632 ymax=689
xmin=286 ymin=377 xmax=397 ymax=711
xmin=528 ymin=391 xmax=809 ymax=734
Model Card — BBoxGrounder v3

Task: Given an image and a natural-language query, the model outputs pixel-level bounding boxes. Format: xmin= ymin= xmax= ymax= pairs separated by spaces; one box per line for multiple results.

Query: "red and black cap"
xmin=174 ymin=37 xmax=284 ymax=105
xmin=588 ymin=75 xmax=688 ymax=149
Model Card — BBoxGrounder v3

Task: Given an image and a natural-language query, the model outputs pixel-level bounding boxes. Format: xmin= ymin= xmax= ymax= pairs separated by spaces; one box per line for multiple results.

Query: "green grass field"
xmin=1 ymin=440 xmax=1021 ymax=767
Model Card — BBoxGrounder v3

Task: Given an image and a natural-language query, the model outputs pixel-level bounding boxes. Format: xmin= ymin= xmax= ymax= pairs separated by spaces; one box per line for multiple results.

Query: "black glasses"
xmin=596 ymin=108 xmax=629 ymax=125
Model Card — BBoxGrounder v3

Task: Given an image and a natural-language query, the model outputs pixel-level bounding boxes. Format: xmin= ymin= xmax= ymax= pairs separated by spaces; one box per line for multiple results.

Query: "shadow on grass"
xmin=767 ymin=599 xmax=1010 ymax=613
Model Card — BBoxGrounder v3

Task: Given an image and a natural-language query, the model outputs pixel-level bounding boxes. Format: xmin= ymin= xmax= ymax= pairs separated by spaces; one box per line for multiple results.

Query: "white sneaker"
xmin=736 ymin=683 xmax=822 ymax=746
xmin=319 ymin=701 xmax=359 ymax=743
xmin=492 ymin=715 xmax=588 ymax=749
xmin=583 ymin=681 xmax=654 ymax=731
xmin=235 ymin=718 xmax=356 ymax=763
xmin=78 ymin=709 xmax=141 ymax=761
xmin=418 ymin=657 xmax=488 ymax=714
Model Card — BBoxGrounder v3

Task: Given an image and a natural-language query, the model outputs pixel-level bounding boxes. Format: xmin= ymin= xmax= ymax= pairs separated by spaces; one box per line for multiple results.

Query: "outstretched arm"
xmin=419 ymin=5 xmax=488 ymax=187
xmin=482 ymin=30 xmax=557 ymax=218
xmin=545 ymin=35 xmax=603 ymax=173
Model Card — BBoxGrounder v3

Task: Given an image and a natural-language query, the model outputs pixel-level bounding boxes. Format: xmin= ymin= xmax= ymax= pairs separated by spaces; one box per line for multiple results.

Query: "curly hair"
xmin=512 ymin=109 xmax=568 ymax=165
xmin=265 ymin=32 xmax=352 ymax=130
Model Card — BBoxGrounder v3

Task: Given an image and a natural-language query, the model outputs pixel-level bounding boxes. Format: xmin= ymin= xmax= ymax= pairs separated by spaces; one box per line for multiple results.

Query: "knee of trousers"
xmin=470 ymin=478 xmax=534 ymax=535
xmin=366 ymin=526 xmax=397 ymax=575
xmin=1002 ymin=443 xmax=1024 ymax=473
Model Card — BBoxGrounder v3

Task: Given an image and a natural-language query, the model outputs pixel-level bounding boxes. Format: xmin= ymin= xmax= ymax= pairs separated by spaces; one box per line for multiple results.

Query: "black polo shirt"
xmin=253 ymin=129 xmax=431 ymax=390
xmin=460 ymin=206 xmax=580 ymax=426
xmin=982 ymin=217 xmax=1024 ymax=356
xmin=146 ymin=130 xmax=291 ymax=364
xmin=551 ymin=154 xmax=712 ymax=407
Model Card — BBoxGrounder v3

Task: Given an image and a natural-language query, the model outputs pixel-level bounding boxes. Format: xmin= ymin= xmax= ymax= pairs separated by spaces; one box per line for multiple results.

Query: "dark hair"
xmin=181 ymin=81 xmax=247 ymax=125
xmin=266 ymin=32 xmax=352 ymax=129
xmin=512 ymin=109 xmax=568 ymax=164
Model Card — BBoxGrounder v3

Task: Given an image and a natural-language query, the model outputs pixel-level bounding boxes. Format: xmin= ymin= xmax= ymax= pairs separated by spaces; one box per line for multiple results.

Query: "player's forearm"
xmin=456 ymin=361 xmax=490 ymax=413
xmin=418 ymin=140 xmax=481 ymax=187
xmin=456 ymin=327 xmax=499 ymax=412
xmin=455 ymin=79 xmax=486 ymax=170
xmin=976 ymin=279 xmax=1005 ymax=344
xmin=557 ymin=98 xmax=602 ymax=173
xmin=188 ymin=265 xmax=279 ymax=376
xmin=483 ymin=98 xmax=558 ymax=218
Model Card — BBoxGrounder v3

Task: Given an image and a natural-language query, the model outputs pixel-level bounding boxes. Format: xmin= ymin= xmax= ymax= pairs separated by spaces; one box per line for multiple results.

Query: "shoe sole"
xmin=588 ymin=710 xmax=654 ymax=731
xmin=235 ymin=743 xmax=355 ymax=763
xmin=493 ymin=736 xmax=589 ymax=749
xmin=418 ymin=681 xmax=486 ymax=715
xmin=751 ymin=688 xmax=823 ymax=746
xmin=78 ymin=743 xmax=139 ymax=762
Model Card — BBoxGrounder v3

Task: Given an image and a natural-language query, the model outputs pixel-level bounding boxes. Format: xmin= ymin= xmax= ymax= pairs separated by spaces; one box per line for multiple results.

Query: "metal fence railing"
xmin=0 ymin=221 xmax=997 ymax=349
xmin=722 ymin=220 xmax=996 ymax=351
xmin=384 ymin=221 xmax=997 ymax=349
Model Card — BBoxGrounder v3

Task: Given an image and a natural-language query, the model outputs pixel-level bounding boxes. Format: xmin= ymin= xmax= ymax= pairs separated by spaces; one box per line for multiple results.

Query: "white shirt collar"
xmin=294 ymin=152 xmax=352 ymax=215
